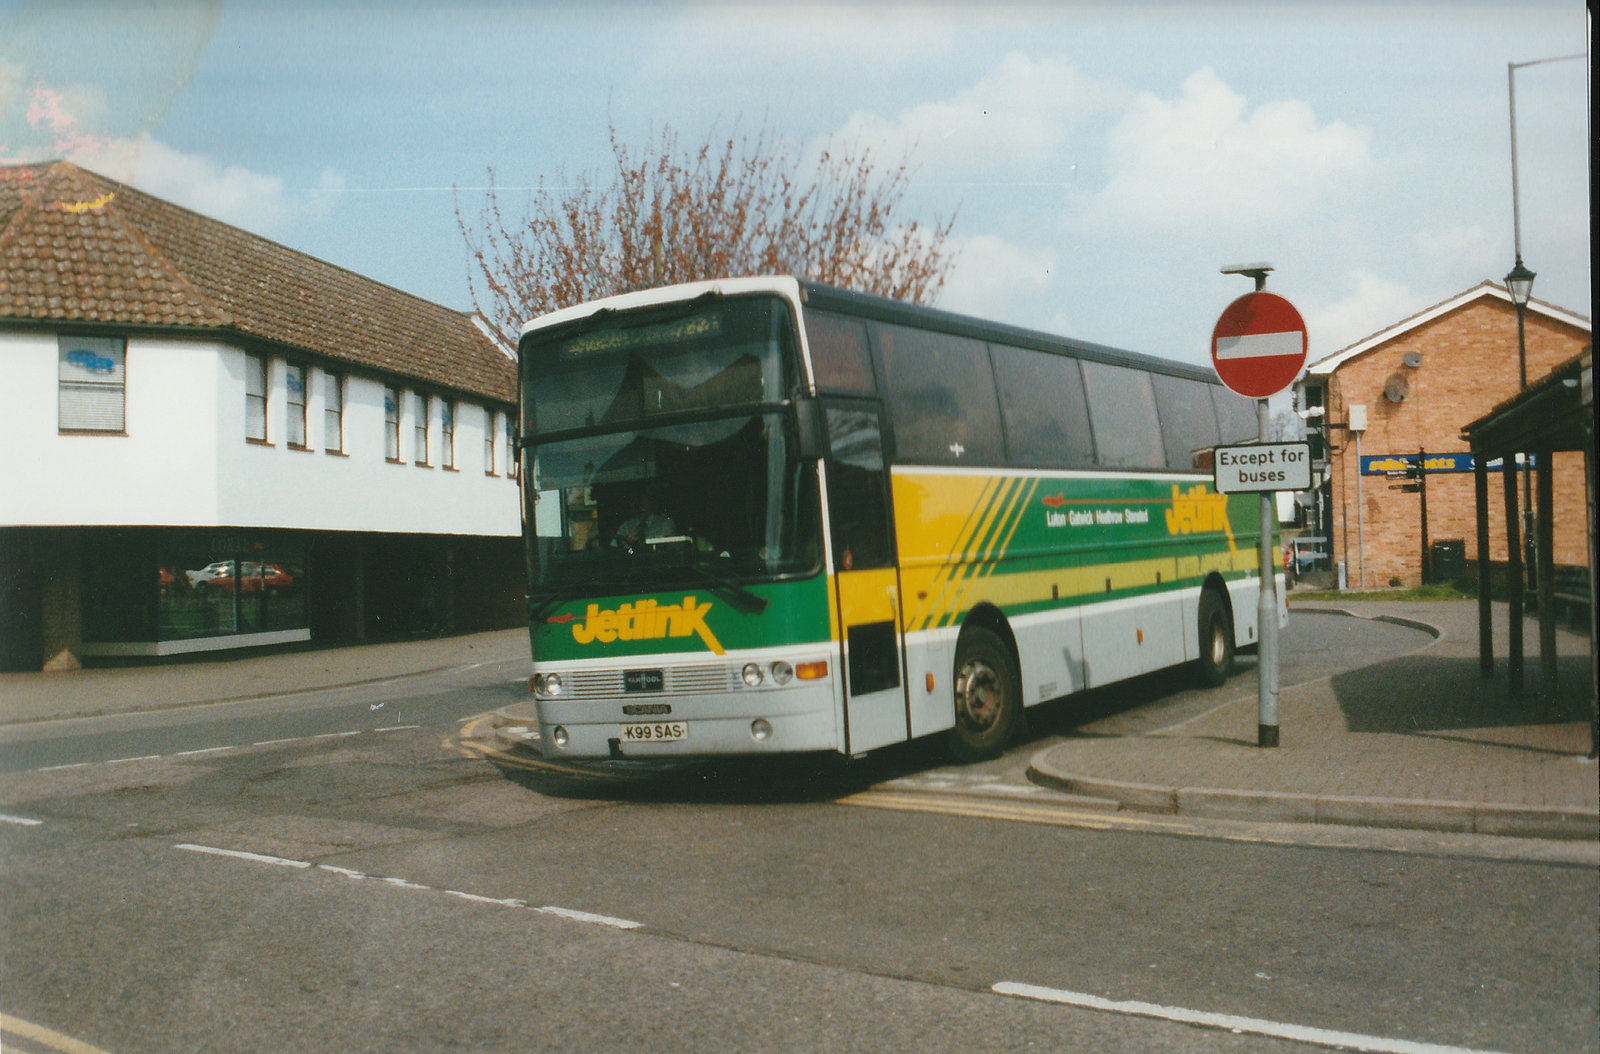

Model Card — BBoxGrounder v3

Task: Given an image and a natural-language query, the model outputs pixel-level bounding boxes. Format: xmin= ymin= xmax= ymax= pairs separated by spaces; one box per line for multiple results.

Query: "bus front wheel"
xmin=1196 ymin=588 xmax=1235 ymax=687
xmin=948 ymin=627 xmax=1019 ymax=763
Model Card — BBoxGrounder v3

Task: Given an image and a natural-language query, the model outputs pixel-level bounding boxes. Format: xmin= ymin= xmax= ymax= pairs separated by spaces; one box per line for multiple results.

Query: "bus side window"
xmin=874 ymin=323 xmax=1003 ymax=465
xmin=825 ymin=407 xmax=893 ymax=571
xmin=1152 ymin=374 xmax=1222 ymax=472
xmin=1211 ymin=385 xmax=1258 ymax=444
xmin=1081 ymin=361 xmax=1166 ymax=470
xmin=804 ymin=311 xmax=877 ymax=394
xmin=990 ymin=343 xmax=1096 ymax=469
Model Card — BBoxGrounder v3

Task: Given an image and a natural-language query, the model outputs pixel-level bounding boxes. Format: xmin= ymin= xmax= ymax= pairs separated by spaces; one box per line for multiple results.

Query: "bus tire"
xmin=1196 ymin=587 xmax=1235 ymax=687
xmin=948 ymin=627 xmax=1019 ymax=763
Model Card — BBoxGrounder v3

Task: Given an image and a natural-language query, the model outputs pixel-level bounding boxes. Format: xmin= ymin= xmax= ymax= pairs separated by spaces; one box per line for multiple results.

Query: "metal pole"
xmin=1355 ymin=431 xmax=1366 ymax=588
xmin=1418 ymin=448 xmax=1430 ymax=584
xmin=1503 ymin=455 xmax=1524 ymax=695
xmin=1507 ymin=62 xmax=1524 ymax=264
xmin=1257 ymin=397 xmax=1279 ymax=747
xmin=1475 ymin=452 xmax=1494 ymax=677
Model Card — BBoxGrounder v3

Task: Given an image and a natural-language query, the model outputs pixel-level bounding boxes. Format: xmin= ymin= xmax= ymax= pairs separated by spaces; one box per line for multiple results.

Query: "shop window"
xmin=58 ymin=336 xmax=127 ymax=433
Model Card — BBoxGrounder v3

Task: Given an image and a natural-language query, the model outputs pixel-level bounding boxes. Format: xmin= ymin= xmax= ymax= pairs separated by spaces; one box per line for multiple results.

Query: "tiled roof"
xmin=0 ymin=161 xmax=514 ymax=403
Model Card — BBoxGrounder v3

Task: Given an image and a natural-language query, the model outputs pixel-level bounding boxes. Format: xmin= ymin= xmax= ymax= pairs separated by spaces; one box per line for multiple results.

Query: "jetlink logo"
xmin=569 ymin=596 xmax=724 ymax=654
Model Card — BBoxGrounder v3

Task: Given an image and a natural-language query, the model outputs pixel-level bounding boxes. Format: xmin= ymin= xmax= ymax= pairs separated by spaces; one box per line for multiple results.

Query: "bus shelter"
xmin=1461 ymin=349 xmax=1595 ymax=756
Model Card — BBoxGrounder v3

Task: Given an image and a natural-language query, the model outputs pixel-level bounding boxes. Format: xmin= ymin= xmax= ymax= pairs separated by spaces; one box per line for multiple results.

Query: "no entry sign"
xmin=1211 ymin=292 xmax=1308 ymax=399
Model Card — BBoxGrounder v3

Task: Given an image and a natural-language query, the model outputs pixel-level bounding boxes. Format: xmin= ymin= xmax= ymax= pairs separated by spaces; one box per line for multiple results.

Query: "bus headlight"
xmin=552 ymin=725 xmax=569 ymax=748
xmin=770 ymin=661 xmax=794 ymax=685
xmin=750 ymin=718 xmax=773 ymax=742
xmin=542 ymin=673 xmax=563 ymax=697
xmin=741 ymin=663 xmax=764 ymax=688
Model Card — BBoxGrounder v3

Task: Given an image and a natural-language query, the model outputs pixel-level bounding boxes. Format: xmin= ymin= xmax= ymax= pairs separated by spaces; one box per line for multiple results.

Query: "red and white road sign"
xmin=1210 ymin=292 xmax=1308 ymax=399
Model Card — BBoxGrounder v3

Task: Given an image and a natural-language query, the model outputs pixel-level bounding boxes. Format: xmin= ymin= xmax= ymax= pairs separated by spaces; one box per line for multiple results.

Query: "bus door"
xmin=823 ymin=404 xmax=908 ymax=753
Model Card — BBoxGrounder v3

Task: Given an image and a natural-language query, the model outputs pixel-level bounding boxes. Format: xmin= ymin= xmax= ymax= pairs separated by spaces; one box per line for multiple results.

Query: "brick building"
xmin=1 ymin=161 xmax=526 ymax=671
xmin=1300 ymin=281 xmax=1590 ymax=589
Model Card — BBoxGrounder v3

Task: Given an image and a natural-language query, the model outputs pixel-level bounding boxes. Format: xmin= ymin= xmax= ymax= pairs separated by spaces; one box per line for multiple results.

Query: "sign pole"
xmin=1213 ymin=264 xmax=1305 ymax=749
xmin=1256 ymin=398 xmax=1280 ymax=747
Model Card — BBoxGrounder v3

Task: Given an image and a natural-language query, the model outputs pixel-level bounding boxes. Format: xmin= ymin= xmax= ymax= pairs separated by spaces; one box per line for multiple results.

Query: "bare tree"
xmin=456 ymin=124 xmax=957 ymax=347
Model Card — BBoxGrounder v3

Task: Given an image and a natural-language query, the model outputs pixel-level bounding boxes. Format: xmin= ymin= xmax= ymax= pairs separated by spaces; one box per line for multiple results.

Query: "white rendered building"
xmin=1 ymin=161 xmax=524 ymax=670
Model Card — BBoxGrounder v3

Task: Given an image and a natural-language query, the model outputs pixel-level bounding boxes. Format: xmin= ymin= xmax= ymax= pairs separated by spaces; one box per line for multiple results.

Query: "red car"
xmin=195 ymin=562 xmax=296 ymax=595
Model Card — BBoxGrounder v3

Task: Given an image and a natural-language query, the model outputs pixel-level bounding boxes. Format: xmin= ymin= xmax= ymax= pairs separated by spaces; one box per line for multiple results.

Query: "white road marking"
xmin=447 ymin=890 xmax=529 ymax=908
xmin=27 ymin=726 xmax=424 ymax=774
xmin=173 ymin=843 xmax=643 ymax=931
xmin=992 ymin=981 xmax=1508 ymax=1054
xmin=536 ymin=905 xmax=644 ymax=929
xmin=1 ymin=813 xmax=43 ymax=827
xmin=175 ymin=844 xmax=311 ymax=869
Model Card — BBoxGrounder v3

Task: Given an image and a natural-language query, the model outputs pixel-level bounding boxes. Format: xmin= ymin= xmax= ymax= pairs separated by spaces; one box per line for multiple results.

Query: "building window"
xmin=324 ymin=372 xmax=344 ymax=453
xmin=413 ymin=391 xmax=430 ymax=465
xmin=285 ymin=362 xmax=308 ymax=448
xmin=506 ymin=415 xmax=518 ymax=479
xmin=441 ymin=400 xmax=455 ymax=469
xmin=245 ymin=353 xmax=268 ymax=442
xmin=384 ymin=386 xmax=401 ymax=461
xmin=58 ymin=335 xmax=126 ymax=433
xmin=484 ymin=407 xmax=496 ymax=475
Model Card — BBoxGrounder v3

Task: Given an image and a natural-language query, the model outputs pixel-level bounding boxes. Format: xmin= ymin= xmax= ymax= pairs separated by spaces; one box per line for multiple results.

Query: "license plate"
xmin=619 ymin=721 xmax=688 ymax=743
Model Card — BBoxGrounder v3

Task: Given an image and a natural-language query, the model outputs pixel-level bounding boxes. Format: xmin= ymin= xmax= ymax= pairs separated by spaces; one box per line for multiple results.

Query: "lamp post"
xmin=1504 ymin=258 xmax=1535 ymax=389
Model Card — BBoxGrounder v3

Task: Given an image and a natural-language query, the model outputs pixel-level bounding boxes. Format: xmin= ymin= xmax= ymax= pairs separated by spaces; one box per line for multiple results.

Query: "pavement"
xmin=1029 ymin=598 xmax=1598 ymax=841
xmin=1 ymin=600 xmax=1595 ymax=842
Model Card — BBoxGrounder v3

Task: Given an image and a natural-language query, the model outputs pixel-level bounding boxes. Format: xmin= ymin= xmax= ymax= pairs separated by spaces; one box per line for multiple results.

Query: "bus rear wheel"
xmin=1196 ymin=588 xmax=1235 ymax=687
xmin=948 ymin=627 xmax=1019 ymax=763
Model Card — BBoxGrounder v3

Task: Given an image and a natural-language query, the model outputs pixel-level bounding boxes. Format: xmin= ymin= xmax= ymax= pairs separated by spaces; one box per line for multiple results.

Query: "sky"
xmin=1 ymin=0 xmax=1590 ymax=373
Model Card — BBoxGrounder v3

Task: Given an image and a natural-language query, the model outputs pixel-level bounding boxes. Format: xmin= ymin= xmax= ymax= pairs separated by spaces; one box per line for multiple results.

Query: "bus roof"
xmin=519 ymin=275 xmax=1218 ymax=385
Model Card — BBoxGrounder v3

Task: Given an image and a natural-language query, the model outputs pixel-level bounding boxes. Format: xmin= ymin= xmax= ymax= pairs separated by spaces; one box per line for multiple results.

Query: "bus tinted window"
xmin=1081 ymin=361 xmax=1165 ymax=470
xmin=804 ymin=311 xmax=877 ymax=394
xmin=990 ymin=343 xmax=1095 ymax=469
xmin=875 ymin=323 xmax=1003 ymax=465
xmin=1152 ymin=374 xmax=1221 ymax=471
xmin=1211 ymin=385 xmax=1258 ymax=444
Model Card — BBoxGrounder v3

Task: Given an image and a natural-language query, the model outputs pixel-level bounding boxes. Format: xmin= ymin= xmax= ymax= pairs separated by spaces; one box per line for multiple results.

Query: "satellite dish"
xmin=1384 ymin=374 xmax=1409 ymax=402
xmin=1402 ymin=352 xmax=1423 ymax=368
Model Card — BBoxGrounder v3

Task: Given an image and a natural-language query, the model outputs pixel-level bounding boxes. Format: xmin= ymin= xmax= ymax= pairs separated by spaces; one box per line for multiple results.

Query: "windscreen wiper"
xmin=681 ymin=557 xmax=770 ymax=613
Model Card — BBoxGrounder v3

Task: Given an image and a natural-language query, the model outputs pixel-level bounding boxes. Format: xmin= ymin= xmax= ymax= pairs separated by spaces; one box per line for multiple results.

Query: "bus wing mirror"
xmin=793 ymin=398 xmax=829 ymax=460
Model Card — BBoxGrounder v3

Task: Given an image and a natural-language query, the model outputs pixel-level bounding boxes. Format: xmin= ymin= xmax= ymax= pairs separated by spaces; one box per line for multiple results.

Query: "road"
xmin=2 ymin=612 xmax=1595 ymax=1053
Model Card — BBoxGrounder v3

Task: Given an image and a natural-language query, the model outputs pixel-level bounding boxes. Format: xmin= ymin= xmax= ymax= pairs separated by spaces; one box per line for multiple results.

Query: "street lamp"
xmin=1504 ymin=258 xmax=1535 ymax=389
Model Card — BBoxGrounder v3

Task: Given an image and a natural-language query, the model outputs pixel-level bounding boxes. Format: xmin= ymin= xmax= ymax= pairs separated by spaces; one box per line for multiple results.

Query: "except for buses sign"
xmin=1213 ymin=442 xmax=1312 ymax=494
xmin=1211 ymin=291 xmax=1308 ymax=399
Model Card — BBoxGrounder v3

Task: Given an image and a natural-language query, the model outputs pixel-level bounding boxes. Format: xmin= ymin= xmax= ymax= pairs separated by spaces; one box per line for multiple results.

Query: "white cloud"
xmin=1085 ymin=68 xmax=1372 ymax=231
xmin=936 ymin=233 xmax=1058 ymax=327
xmin=1303 ymin=271 xmax=1419 ymax=359
xmin=824 ymin=53 xmax=1122 ymax=176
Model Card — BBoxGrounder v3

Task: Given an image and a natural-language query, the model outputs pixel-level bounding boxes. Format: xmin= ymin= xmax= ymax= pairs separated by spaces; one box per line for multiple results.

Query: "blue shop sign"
xmin=1361 ymin=452 xmax=1536 ymax=475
